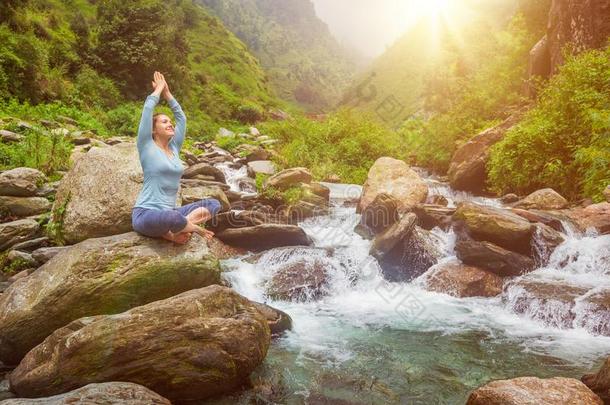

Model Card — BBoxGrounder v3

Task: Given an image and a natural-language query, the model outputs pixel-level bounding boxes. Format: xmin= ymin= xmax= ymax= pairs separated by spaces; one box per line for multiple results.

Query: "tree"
xmin=94 ymin=0 xmax=189 ymax=99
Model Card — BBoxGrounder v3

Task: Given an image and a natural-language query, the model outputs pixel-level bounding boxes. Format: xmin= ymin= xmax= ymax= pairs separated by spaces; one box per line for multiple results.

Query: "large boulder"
xmin=466 ymin=376 xmax=602 ymax=405
xmin=513 ymin=188 xmax=569 ymax=210
xmin=358 ymin=157 xmax=427 ymax=213
xmin=412 ymin=204 xmax=455 ymax=231
xmin=502 ymin=277 xmax=590 ymax=329
xmin=358 ymin=192 xmax=400 ymax=235
xmin=264 ymin=167 xmax=312 ymax=190
xmin=0 ymin=168 xmax=45 ymax=197
xmin=531 ymin=222 xmax=565 ymax=265
xmin=0 ymin=232 xmax=220 ymax=365
xmin=583 ymin=357 xmax=610 ymax=404
xmin=526 ymin=35 xmax=551 ymax=96
xmin=453 ymin=202 xmax=534 ymax=255
xmin=455 ymin=234 xmax=536 ymax=277
xmin=0 ymin=196 xmax=51 ymax=217
xmin=216 ymin=224 xmax=312 ymax=251
xmin=9 ymin=286 xmax=270 ymax=403
xmin=370 ymin=213 xmax=441 ymax=282
xmin=424 ymin=261 xmax=503 ymax=298
xmin=51 ymin=143 xmax=144 ymax=244
xmin=447 ymin=114 xmax=521 ymax=193
xmin=1 ymin=382 xmax=171 ymax=404
xmin=563 ymin=202 xmax=610 ymax=235
xmin=0 ymin=219 xmax=40 ymax=252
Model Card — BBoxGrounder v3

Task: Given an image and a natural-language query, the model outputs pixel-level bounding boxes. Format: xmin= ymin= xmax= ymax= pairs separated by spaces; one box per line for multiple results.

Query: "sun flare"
xmin=413 ymin=0 xmax=451 ymax=17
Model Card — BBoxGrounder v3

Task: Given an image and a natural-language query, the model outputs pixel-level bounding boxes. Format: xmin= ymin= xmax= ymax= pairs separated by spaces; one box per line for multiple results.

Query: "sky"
xmin=311 ymin=0 xmax=423 ymax=60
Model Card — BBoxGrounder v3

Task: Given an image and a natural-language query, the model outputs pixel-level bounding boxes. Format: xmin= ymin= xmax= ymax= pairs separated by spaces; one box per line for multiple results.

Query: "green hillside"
xmin=197 ymin=0 xmax=357 ymax=112
xmin=0 ymin=0 xmax=282 ymax=137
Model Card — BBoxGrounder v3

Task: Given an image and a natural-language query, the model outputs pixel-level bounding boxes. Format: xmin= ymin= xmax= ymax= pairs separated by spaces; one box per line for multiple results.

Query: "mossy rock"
xmin=0 ymin=232 xmax=220 ymax=365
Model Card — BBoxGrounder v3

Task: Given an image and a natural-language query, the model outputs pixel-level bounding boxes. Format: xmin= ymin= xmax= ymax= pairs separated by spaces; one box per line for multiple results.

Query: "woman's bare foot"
xmin=162 ymin=231 xmax=191 ymax=245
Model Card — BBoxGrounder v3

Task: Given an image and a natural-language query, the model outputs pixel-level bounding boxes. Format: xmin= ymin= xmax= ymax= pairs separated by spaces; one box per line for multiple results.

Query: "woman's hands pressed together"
xmin=151 ymin=71 xmax=173 ymax=101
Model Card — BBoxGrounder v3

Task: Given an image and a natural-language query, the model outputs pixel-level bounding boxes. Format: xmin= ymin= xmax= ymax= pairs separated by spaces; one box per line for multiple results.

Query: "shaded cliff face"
xmin=548 ymin=0 xmax=610 ymax=72
xmin=530 ymin=0 xmax=610 ymax=80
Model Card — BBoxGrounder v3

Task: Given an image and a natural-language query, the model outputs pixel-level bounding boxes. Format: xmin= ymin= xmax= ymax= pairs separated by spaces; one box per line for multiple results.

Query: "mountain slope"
xmin=197 ymin=0 xmax=356 ymax=112
xmin=339 ymin=0 xmax=524 ymax=128
xmin=0 ymin=0 xmax=280 ymax=127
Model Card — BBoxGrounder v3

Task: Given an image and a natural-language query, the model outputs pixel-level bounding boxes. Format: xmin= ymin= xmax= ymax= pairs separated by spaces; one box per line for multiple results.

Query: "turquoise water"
xmin=210 ymin=180 xmax=610 ymax=404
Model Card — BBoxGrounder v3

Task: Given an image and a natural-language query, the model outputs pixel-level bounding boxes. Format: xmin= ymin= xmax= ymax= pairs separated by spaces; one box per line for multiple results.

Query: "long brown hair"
xmin=152 ymin=113 xmax=162 ymax=140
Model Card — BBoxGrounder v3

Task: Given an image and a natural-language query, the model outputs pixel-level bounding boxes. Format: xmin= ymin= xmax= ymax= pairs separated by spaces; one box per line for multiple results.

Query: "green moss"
xmin=45 ymin=192 xmax=70 ymax=245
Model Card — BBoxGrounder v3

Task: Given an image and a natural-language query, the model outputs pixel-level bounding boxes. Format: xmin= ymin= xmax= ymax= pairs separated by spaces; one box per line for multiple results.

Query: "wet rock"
xmin=0 ymin=168 xmax=46 ymax=197
xmin=266 ymin=258 xmax=329 ymax=302
xmin=370 ymin=214 xmax=441 ymax=282
xmin=453 ymin=202 xmax=533 ymax=255
xmin=447 ymin=113 xmax=522 ymax=193
xmin=582 ymin=357 xmax=610 ymax=404
xmin=52 ymin=143 xmax=143 ymax=244
xmin=9 ymin=286 xmax=270 ymax=403
xmin=183 ymin=162 xmax=226 ymax=183
xmin=209 ymin=210 xmax=275 ymax=233
xmin=426 ymin=194 xmax=448 ymax=206
xmin=0 ymin=130 xmax=22 ymax=143
xmin=0 ymin=232 xmax=220 ymax=365
xmin=0 ymin=196 xmax=50 ymax=217
xmin=181 ymin=185 xmax=230 ymax=212
xmin=424 ymin=261 xmax=503 ymax=298
xmin=264 ymin=167 xmax=312 ymax=190
xmin=466 ymin=376 xmax=602 ymax=405
xmin=359 ymin=193 xmax=400 ymax=235
xmin=531 ymin=223 xmax=565 ymax=265
xmin=577 ymin=290 xmax=610 ymax=336
xmin=30 ymin=246 xmax=67 ymax=264
xmin=207 ymin=238 xmax=248 ymax=259
xmin=1 ymin=382 xmax=171 ymax=404
xmin=412 ymin=204 xmax=455 ymax=231
xmin=500 ymin=193 xmax=519 ymax=204
xmin=513 ymin=188 xmax=569 ymax=210
xmin=502 ymin=278 xmax=589 ymax=329
xmin=251 ymin=302 xmax=292 ymax=336
xmin=358 ymin=157 xmax=427 ymax=213
xmin=510 ymin=208 xmax=564 ymax=232
xmin=247 ymin=160 xmax=276 ymax=176
xmin=0 ymin=219 xmax=40 ymax=251
xmin=563 ymin=202 xmax=610 ymax=235
xmin=455 ymin=235 xmax=535 ymax=277
xmin=216 ymin=224 xmax=312 ymax=251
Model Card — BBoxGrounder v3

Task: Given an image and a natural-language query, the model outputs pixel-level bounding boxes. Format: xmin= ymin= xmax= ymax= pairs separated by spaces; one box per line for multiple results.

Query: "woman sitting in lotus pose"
xmin=132 ymin=71 xmax=220 ymax=244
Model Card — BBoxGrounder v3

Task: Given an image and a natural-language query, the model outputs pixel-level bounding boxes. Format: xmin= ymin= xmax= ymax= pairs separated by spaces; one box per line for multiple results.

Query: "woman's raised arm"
xmin=161 ymin=76 xmax=186 ymax=152
xmin=136 ymin=72 xmax=165 ymax=152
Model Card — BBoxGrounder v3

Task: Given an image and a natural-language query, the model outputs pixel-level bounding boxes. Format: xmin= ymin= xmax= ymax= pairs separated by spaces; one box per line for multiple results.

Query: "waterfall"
xmin=214 ymin=164 xmax=610 ymax=403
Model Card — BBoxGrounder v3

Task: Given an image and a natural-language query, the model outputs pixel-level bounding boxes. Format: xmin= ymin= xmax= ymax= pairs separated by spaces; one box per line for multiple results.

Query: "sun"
xmin=413 ymin=0 xmax=451 ymax=17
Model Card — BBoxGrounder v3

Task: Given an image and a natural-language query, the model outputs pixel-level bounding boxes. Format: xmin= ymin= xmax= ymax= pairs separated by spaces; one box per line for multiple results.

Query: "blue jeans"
xmin=132 ymin=198 xmax=221 ymax=238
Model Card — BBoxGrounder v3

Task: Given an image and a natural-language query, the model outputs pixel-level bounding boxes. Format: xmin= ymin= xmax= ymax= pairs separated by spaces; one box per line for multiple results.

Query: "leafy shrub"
xmin=233 ymin=103 xmax=264 ymax=124
xmin=0 ymin=125 xmax=72 ymax=175
xmin=488 ymin=46 xmax=610 ymax=201
xmin=259 ymin=108 xmax=403 ymax=184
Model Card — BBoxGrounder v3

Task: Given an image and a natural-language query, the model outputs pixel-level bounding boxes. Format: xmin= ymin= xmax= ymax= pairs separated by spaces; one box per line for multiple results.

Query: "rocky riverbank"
xmin=0 ymin=117 xmax=609 ymax=403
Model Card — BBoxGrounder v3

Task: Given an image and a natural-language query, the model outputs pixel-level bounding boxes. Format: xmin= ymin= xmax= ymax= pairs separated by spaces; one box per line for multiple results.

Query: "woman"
xmin=132 ymin=71 xmax=220 ymax=244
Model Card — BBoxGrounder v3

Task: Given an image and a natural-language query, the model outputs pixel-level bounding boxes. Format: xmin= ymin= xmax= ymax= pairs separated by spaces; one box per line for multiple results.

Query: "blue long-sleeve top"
xmin=133 ymin=94 xmax=187 ymax=210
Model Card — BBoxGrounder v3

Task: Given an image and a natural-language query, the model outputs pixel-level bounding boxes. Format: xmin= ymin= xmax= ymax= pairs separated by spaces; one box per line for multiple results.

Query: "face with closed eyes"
xmin=152 ymin=114 xmax=175 ymax=142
